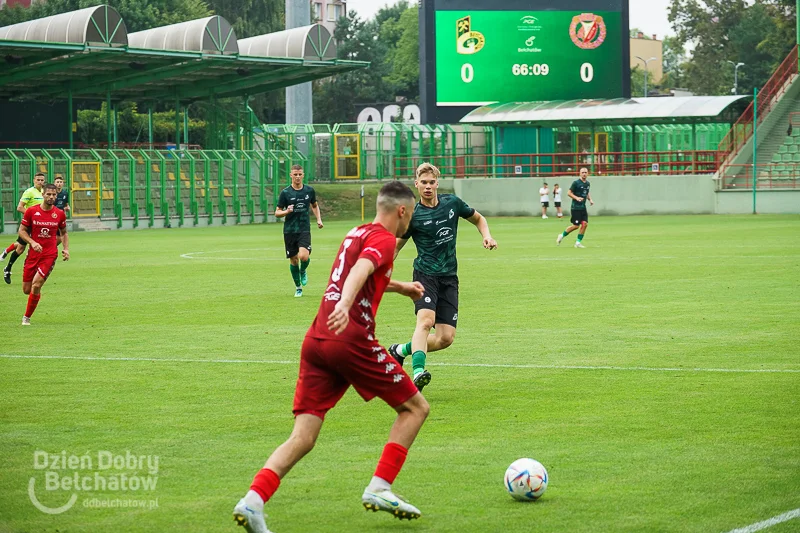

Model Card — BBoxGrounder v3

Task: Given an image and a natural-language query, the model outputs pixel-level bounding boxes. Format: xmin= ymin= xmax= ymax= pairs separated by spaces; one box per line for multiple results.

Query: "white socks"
xmin=244 ymin=490 xmax=265 ymax=510
xmin=366 ymin=476 xmax=391 ymax=493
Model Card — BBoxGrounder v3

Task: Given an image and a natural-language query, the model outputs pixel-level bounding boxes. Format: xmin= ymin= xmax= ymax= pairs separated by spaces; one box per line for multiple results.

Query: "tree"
xmin=0 ymin=0 xmax=213 ymax=32
xmin=383 ymin=6 xmax=419 ymax=100
xmin=668 ymin=0 xmax=795 ymax=95
xmin=660 ymin=35 xmax=686 ymax=89
xmin=312 ymin=10 xmax=395 ymax=124
xmin=630 ymin=66 xmax=647 ymax=97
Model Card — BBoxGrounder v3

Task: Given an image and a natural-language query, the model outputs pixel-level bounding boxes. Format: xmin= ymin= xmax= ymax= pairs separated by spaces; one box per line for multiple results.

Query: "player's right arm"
xmin=18 ymin=209 xmax=42 ymax=252
xmin=567 ymin=186 xmax=583 ymax=203
xmin=274 ymin=191 xmax=293 ymax=218
xmin=327 ymin=258 xmax=375 ymax=335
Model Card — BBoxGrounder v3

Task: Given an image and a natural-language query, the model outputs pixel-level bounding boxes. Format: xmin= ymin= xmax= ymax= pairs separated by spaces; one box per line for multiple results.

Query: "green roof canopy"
xmin=0 ymin=6 xmax=366 ymax=103
xmin=460 ymin=96 xmax=751 ymax=126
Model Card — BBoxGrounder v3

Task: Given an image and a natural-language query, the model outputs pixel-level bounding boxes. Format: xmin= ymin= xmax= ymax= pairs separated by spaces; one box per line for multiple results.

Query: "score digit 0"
xmin=581 ymin=63 xmax=594 ymax=83
xmin=461 ymin=63 xmax=474 ymax=83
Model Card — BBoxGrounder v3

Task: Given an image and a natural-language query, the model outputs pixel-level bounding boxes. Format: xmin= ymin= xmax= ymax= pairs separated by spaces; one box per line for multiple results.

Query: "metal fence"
xmin=0 ymin=148 xmax=301 ymax=232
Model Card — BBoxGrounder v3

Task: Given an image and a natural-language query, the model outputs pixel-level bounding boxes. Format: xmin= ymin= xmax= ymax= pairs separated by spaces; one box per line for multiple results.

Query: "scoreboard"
xmin=420 ymin=0 xmax=630 ymax=123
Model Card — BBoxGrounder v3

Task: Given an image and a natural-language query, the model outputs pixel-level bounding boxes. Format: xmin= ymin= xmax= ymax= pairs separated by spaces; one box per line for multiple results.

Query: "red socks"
xmin=4 ymin=243 xmax=14 ymax=254
xmin=250 ymin=468 xmax=281 ymax=503
xmin=25 ymin=293 xmax=41 ymax=318
xmin=374 ymin=442 xmax=408 ymax=484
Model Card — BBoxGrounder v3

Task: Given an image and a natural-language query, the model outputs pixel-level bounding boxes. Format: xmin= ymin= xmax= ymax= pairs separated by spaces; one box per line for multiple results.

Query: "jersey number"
xmin=331 ymin=239 xmax=353 ymax=283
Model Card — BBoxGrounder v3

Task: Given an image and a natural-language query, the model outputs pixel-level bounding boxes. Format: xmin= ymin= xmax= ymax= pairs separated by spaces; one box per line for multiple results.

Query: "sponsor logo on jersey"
xmin=449 ymin=209 xmax=455 ymax=219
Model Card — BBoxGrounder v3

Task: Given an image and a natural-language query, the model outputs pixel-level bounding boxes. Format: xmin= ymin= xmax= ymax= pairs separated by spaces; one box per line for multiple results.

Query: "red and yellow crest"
xmin=570 ymin=13 xmax=606 ymax=50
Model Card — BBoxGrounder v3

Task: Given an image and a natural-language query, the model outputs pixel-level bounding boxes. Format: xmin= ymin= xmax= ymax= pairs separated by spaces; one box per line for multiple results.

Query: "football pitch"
xmin=1 ymin=214 xmax=798 ymax=533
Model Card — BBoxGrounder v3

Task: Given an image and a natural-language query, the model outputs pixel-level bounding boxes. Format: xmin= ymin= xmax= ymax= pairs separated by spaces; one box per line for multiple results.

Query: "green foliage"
xmin=313 ymin=2 xmax=419 ymax=125
xmin=77 ymin=102 xmax=207 ymax=146
xmin=660 ymin=35 xmax=686 ymax=89
xmin=668 ymin=0 xmax=796 ymax=95
xmin=313 ymin=11 xmax=392 ymax=124
xmin=630 ymin=66 xmax=647 ymax=97
xmin=0 ymin=0 xmax=212 ymax=32
xmin=383 ymin=7 xmax=420 ymax=99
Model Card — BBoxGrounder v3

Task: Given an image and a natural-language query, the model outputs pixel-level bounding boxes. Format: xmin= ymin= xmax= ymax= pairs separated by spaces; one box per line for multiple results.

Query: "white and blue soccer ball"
xmin=504 ymin=458 xmax=548 ymax=501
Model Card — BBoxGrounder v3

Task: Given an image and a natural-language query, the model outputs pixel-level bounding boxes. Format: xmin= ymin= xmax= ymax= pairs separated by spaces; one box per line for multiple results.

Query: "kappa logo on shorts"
xmin=393 ymin=374 xmax=404 ymax=383
xmin=452 ymin=313 xmax=458 ymax=321
xmin=384 ymin=363 xmax=396 ymax=373
xmin=424 ymin=297 xmax=431 ymax=303
xmin=377 ymin=352 xmax=387 ymax=363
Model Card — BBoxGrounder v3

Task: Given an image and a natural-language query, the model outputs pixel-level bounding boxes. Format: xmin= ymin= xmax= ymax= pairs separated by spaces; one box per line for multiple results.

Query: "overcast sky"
xmin=345 ymin=0 xmax=676 ymax=40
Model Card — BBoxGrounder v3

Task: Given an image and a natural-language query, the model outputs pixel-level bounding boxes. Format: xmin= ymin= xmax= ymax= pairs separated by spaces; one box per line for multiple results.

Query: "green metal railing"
xmin=0 ymin=148 xmax=304 ymax=232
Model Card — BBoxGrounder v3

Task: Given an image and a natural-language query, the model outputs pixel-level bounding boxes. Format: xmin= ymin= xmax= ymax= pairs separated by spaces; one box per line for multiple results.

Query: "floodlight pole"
xmin=727 ymin=61 xmax=745 ymax=95
xmin=635 ymin=56 xmax=657 ymax=97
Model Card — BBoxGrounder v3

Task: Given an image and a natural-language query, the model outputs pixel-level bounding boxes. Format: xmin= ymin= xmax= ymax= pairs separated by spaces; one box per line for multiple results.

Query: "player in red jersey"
xmin=18 ymin=183 xmax=69 ymax=325
xmin=234 ymin=181 xmax=428 ymax=533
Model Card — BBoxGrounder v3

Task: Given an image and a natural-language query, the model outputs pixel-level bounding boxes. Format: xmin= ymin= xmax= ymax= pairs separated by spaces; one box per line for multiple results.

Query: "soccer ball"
xmin=504 ymin=458 xmax=548 ymax=501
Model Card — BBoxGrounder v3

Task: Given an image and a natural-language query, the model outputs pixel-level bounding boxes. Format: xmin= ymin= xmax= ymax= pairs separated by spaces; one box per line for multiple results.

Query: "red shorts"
xmin=293 ymin=336 xmax=419 ymax=420
xmin=22 ymin=252 xmax=57 ymax=283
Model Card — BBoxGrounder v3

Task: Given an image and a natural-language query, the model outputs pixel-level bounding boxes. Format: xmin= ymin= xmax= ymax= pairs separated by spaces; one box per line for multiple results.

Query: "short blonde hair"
xmin=415 ymin=162 xmax=440 ymax=179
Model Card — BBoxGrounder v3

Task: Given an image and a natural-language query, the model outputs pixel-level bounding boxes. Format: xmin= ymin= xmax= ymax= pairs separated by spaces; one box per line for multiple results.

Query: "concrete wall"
xmin=715 ymin=189 xmax=800 ymax=215
xmin=452 ymin=176 xmax=798 ymax=216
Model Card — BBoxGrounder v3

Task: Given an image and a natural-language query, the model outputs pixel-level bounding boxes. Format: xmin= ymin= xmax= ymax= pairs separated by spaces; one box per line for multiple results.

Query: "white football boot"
xmin=362 ymin=488 xmax=421 ymax=520
xmin=233 ymin=497 xmax=273 ymax=533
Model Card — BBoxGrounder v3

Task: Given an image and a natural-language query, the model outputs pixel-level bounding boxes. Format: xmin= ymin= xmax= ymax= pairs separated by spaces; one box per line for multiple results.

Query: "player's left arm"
xmin=386 ymin=279 xmax=425 ymax=301
xmin=466 ymin=210 xmax=498 ymax=250
xmin=327 ymin=258 xmax=374 ymax=335
xmin=587 ymin=191 xmax=594 ymax=206
xmin=60 ymin=226 xmax=70 ymax=261
xmin=310 ymin=202 xmax=323 ymax=229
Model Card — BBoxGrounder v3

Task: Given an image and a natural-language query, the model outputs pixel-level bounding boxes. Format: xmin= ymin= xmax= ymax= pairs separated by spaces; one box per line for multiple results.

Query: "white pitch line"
xmin=724 ymin=508 xmax=800 ymax=533
xmin=1 ymin=354 xmax=798 ymax=374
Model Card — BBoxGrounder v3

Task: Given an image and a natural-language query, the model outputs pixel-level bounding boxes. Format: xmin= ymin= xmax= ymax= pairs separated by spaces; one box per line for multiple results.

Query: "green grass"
xmin=0 ymin=215 xmax=799 ymax=533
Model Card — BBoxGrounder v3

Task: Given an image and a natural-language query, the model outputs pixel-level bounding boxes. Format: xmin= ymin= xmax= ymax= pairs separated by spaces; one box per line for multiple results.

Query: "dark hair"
xmin=43 ymin=183 xmax=57 ymax=192
xmin=34 ymin=172 xmax=46 ymax=179
xmin=377 ymin=181 xmax=415 ymax=211
xmin=291 ymin=164 xmax=303 ymax=172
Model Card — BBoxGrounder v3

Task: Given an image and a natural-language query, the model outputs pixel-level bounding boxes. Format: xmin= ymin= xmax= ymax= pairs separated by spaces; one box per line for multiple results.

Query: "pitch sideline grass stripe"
xmin=724 ymin=508 xmax=800 ymax=533
xmin=1 ymin=354 xmax=798 ymax=374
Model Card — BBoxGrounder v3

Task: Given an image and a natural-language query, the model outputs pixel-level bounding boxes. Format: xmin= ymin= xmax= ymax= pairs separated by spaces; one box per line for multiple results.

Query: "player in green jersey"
xmin=388 ymin=162 xmax=497 ymax=391
xmin=275 ymin=165 xmax=323 ymax=297
xmin=3 ymin=172 xmax=46 ymax=284
xmin=556 ymin=167 xmax=594 ymax=248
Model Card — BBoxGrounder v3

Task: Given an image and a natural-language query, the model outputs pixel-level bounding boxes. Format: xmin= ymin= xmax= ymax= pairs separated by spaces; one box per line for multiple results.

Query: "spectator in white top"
xmin=553 ymin=183 xmax=563 ymax=218
xmin=539 ymin=183 xmax=549 ymax=219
